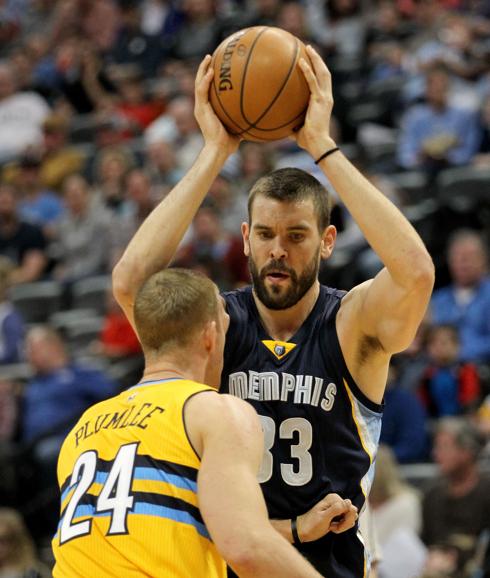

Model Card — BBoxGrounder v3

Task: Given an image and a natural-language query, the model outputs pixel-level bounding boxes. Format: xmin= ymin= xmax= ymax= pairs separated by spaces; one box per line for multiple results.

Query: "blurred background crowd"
xmin=0 ymin=0 xmax=488 ymax=576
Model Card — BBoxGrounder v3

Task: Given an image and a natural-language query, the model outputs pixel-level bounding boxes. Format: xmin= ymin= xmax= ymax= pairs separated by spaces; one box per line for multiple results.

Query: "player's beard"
xmin=249 ymin=249 xmax=321 ymax=310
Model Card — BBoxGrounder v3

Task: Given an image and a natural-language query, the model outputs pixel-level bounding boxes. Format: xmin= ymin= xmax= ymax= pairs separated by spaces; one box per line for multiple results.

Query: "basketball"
xmin=209 ymin=26 xmax=311 ymax=142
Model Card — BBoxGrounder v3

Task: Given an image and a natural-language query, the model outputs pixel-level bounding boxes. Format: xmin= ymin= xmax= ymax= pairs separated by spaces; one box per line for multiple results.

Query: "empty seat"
xmin=10 ymin=281 xmax=63 ymax=324
xmin=437 ymin=166 xmax=490 ymax=211
xmin=72 ymin=276 xmax=111 ymax=315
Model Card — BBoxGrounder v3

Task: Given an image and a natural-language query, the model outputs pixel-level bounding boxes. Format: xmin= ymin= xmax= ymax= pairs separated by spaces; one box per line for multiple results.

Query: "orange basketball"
xmin=209 ymin=26 xmax=311 ymax=142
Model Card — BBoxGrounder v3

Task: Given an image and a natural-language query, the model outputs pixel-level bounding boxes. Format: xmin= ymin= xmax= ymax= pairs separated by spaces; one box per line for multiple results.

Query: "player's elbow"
xmin=409 ymin=250 xmax=435 ymax=294
xmin=225 ymin=548 xmax=259 ymax=576
xmin=219 ymin=530 xmax=270 ymax=576
xmin=112 ymin=259 xmax=139 ymax=306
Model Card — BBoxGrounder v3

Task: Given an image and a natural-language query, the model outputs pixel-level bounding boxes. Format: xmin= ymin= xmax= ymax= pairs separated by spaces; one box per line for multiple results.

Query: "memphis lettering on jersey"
xmin=229 ymin=371 xmax=337 ymax=411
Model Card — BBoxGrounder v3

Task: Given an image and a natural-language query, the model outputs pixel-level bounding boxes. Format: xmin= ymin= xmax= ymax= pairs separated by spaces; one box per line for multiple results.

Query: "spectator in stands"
xmin=380 ymin=364 xmax=428 ymax=463
xmin=15 ymin=153 xmax=64 ymax=236
xmin=38 ymin=114 xmax=86 ymax=192
xmin=51 ymin=174 xmax=111 ymax=285
xmin=370 ymin=445 xmax=427 ymax=578
xmin=92 ymin=146 xmax=135 ymax=214
xmin=0 ymin=508 xmax=50 ymax=578
xmin=431 ymin=229 xmax=490 ymax=363
xmin=175 ymin=205 xmax=249 ymax=290
xmin=56 ymin=37 xmax=116 ymax=115
xmin=112 ymin=65 xmax=165 ymax=134
xmin=0 ymin=60 xmax=50 ymax=162
xmin=0 ymin=257 xmax=25 ymax=365
xmin=421 ymin=418 xmax=490 ymax=553
xmin=165 ymin=0 xmax=223 ymax=62
xmin=144 ymin=139 xmax=183 ymax=198
xmin=276 ymin=1 xmax=314 ymax=44
xmin=473 ymin=93 xmax=490 ymax=166
xmin=145 ymin=95 xmax=203 ymax=171
xmin=18 ymin=323 xmax=119 ymax=536
xmin=109 ymin=168 xmax=158 ymax=265
xmin=21 ymin=325 xmax=119 ymax=470
xmin=109 ymin=0 xmax=164 ymax=78
xmin=207 ymin=173 xmax=248 ymax=235
xmin=91 ymin=289 xmax=141 ymax=360
xmin=0 ymin=184 xmax=47 ymax=285
xmin=397 ymin=66 xmax=480 ymax=175
xmin=236 ymin=142 xmax=275 ymax=197
xmin=475 ymin=395 xmax=490 ymax=470
xmin=418 ymin=324 xmax=481 ymax=418
xmin=319 ymin=0 xmax=366 ymax=59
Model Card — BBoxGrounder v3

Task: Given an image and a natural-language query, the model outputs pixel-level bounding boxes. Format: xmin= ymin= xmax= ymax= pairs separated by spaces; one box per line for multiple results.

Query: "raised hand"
xmin=292 ymin=45 xmax=336 ymax=161
xmin=194 ymin=55 xmax=241 ymax=158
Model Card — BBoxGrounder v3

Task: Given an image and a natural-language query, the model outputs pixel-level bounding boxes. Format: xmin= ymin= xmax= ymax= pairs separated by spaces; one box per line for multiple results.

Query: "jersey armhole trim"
xmin=182 ymin=390 xmax=218 ymax=461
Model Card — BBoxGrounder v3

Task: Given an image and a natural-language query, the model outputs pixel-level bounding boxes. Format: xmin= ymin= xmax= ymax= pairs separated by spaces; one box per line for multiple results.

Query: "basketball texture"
xmin=209 ymin=27 xmax=310 ymax=142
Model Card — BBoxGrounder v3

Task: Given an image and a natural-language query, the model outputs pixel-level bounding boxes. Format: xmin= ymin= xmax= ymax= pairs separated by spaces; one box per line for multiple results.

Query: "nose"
xmin=269 ymin=237 xmax=288 ymax=260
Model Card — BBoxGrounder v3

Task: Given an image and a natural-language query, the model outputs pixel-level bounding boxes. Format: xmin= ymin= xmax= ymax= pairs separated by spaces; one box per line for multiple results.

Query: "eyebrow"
xmin=253 ymin=223 xmax=311 ymax=231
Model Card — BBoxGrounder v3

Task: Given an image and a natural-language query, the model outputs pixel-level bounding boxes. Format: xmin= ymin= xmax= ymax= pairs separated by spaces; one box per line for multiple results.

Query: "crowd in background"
xmin=0 ymin=0 xmax=489 ymax=576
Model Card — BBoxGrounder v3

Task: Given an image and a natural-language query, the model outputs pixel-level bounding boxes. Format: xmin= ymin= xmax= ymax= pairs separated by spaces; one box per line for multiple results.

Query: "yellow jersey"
xmin=52 ymin=378 xmax=226 ymax=578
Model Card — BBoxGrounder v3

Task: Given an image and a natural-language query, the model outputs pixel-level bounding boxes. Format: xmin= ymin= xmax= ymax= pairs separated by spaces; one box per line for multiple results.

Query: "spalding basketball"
xmin=209 ymin=27 xmax=311 ymax=142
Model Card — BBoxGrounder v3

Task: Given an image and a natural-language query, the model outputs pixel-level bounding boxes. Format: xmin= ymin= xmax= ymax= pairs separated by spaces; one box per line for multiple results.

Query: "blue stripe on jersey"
xmin=133 ymin=467 xmax=197 ymax=491
xmin=61 ymin=467 xmax=197 ymax=504
xmin=58 ymin=502 xmax=210 ymax=540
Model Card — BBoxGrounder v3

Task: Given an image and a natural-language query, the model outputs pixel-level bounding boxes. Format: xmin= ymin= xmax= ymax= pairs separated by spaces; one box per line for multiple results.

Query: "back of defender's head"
xmin=247 ymin=167 xmax=331 ymax=232
xmin=134 ymin=268 xmax=219 ymax=356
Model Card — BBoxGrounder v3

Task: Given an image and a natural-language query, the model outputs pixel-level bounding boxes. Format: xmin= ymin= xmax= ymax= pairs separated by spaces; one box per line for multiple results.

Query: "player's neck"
xmin=254 ymin=282 xmax=320 ymax=342
xmin=142 ymin=357 xmax=207 ymax=385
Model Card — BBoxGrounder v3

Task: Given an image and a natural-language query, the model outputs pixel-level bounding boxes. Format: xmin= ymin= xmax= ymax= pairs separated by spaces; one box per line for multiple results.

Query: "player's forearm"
xmin=318 ymin=142 xmax=434 ymax=288
xmin=228 ymin=528 xmax=322 ymax=578
xmin=112 ymin=144 xmax=227 ymax=300
xmin=270 ymin=518 xmax=294 ymax=542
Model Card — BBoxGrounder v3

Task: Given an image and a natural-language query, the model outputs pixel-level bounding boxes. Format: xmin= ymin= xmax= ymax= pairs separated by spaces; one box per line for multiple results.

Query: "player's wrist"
xmin=291 ymin=517 xmax=303 ymax=545
xmin=199 ymin=143 xmax=231 ymax=168
xmin=308 ymin=138 xmax=337 ymax=162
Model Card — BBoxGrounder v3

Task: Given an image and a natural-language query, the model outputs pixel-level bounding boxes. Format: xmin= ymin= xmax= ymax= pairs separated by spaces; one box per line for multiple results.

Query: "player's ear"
xmin=241 ymin=221 xmax=250 ymax=257
xmin=203 ymin=320 xmax=217 ymax=354
xmin=321 ymin=225 xmax=337 ymax=259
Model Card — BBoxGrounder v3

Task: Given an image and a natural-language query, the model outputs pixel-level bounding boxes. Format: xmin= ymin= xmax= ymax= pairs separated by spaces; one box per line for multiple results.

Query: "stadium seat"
xmin=71 ymin=275 xmax=111 ymax=315
xmin=10 ymin=281 xmax=63 ymax=324
xmin=436 ymin=166 xmax=490 ymax=212
xmin=0 ymin=362 xmax=33 ymax=382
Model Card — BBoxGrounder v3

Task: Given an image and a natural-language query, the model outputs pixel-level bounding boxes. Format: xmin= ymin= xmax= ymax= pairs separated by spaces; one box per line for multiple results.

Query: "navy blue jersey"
xmin=221 ymin=285 xmax=383 ymax=578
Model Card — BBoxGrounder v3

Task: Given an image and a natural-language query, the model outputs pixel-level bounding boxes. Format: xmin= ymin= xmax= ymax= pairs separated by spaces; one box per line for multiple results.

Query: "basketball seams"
xmin=241 ymin=34 xmax=302 ymax=133
xmin=209 ymin=26 xmax=310 ymax=141
xmin=239 ymin=27 xmax=268 ymax=130
xmin=210 ymin=50 xmax=248 ymax=135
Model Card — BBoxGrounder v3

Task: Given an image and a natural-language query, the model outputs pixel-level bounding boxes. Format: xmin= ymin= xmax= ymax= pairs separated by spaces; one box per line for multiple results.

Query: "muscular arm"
xmin=185 ymin=393 xmax=322 ymax=578
xmin=295 ymin=46 xmax=434 ymax=402
xmin=112 ymin=56 xmax=240 ymax=330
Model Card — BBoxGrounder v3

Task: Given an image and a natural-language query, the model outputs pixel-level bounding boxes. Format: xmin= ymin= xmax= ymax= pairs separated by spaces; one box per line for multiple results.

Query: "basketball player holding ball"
xmin=114 ymin=40 xmax=434 ymax=578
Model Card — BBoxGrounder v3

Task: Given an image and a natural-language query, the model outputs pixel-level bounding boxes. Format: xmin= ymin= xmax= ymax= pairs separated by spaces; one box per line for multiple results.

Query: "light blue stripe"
xmin=133 ymin=467 xmax=197 ymax=492
xmin=59 ymin=502 xmax=210 ymax=540
xmin=61 ymin=468 xmax=195 ymax=505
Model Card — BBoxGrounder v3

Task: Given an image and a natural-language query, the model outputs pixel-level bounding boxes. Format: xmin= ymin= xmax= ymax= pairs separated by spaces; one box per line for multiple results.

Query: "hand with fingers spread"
xmin=194 ymin=54 xmax=241 ymax=158
xmin=292 ymin=45 xmax=337 ymax=161
xmin=296 ymin=493 xmax=359 ymax=543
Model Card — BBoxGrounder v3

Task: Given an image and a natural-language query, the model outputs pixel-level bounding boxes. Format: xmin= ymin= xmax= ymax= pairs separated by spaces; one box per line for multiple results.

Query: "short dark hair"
xmin=247 ymin=168 xmax=331 ymax=232
xmin=134 ymin=268 xmax=219 ymax=355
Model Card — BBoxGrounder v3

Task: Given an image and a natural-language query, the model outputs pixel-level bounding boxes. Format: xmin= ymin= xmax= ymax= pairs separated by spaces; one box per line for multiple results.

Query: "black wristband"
xmin=291 ymin=517 xmax=302 ymax=546
xmin=314 ymin=146 xmax=340 ymax=165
